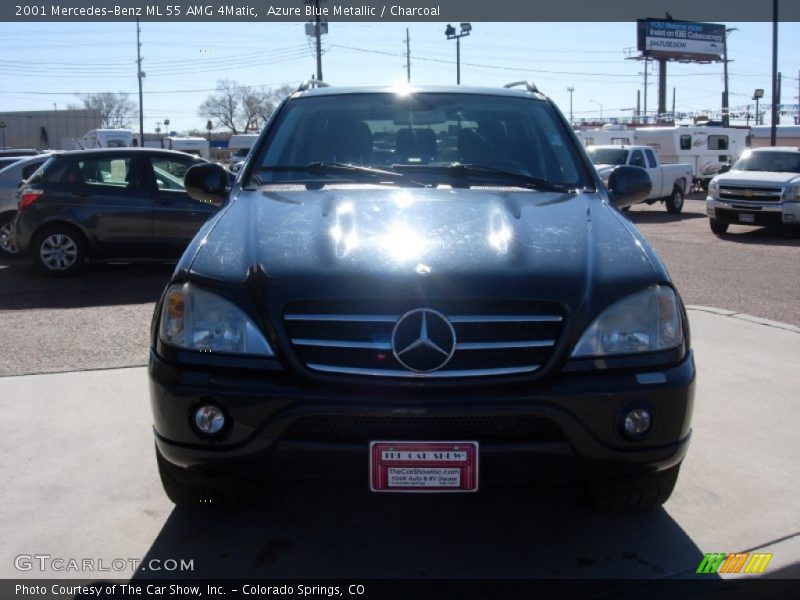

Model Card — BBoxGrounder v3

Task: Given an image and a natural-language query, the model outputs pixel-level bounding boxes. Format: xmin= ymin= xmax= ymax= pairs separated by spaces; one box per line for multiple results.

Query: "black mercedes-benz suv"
xmin=149 ymin=82 xmax=695 ymax=509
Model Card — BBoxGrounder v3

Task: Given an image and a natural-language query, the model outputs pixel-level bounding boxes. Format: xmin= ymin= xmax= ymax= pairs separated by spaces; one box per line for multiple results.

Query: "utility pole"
xmin=770 ymin=0 xmax=778 ymax=146
xmin=722 ymin=28 xmax=735 ymax=127
xmin=136 ymin=18 xmax=144 ymax=145
xmin=405 ymin=28 xmax=411 ymax=83
xmin=636 ymin=90 xmax=641 ymax=123
xmin=776 ymin=72 xmax=782 ymax=126
xmin=672 ymin=87 xmax=676 ymax=123
xmin=567 ymin=87 xmax=574 ymax=125
xmin=643 ymin=58 xmax=649 ymax=123
xmin=314 ymin=0 xmax=323 ymax=81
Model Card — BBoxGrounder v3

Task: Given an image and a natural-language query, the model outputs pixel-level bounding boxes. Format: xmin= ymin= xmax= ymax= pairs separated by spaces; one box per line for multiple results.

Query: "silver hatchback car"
xmin=0 ymin=154 xmax=52 ymax=256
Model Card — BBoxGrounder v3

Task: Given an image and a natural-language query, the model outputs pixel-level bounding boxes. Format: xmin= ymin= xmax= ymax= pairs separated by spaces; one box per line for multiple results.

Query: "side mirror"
xmin=718 ymin=163 xmax=732 ymax=174
xmin=185 ymin=163 xmax=232 ymax=206
xmin=607 ymin=165 xmax=652 ymax=209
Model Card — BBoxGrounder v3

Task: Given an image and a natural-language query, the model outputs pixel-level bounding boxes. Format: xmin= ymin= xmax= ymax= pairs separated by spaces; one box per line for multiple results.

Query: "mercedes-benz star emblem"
xmin=392 ymin=309 xmax=457 ymax=373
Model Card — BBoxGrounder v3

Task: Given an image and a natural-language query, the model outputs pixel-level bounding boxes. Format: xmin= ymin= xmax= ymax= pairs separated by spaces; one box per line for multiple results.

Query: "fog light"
xmin=623 ymin=407 xmax=652 ymax=439
xmin=194 ymin=404 xmax=226 ymax=436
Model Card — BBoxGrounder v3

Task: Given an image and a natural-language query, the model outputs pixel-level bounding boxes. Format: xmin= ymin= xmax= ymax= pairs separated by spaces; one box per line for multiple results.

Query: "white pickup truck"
xmin=706 ymin=147 xmax=800 ymax=235
xmin=587 ymin=145 xmax=692 ymax=213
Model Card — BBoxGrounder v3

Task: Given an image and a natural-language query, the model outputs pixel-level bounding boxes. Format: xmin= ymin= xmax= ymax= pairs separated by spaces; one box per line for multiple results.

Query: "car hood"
xmin=716 ymin=170 xmax=800 ymax=186
xmin=184 ymin=186 xmax=660 ymax=319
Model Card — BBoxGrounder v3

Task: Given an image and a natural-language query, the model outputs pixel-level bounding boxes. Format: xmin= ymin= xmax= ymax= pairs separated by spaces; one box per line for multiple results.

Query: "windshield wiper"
xmin=257 ymin=162 xmax=425 ymax=187
xmin=392 ymin=163 xmax=575 ymax=193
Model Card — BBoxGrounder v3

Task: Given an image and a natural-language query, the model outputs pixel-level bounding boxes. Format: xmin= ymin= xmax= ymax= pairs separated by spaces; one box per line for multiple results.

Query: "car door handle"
xmin=154 ymin=196 xmax=174 ymax=205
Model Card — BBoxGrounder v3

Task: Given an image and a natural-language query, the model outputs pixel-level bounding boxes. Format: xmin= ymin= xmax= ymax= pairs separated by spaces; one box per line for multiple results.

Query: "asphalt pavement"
xmin=1 ymin=308 xmax=798 ymax=582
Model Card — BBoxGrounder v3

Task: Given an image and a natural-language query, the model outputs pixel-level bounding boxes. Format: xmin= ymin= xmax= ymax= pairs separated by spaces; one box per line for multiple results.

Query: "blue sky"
xmin=1 ymin=21 xmax=798 ymax=133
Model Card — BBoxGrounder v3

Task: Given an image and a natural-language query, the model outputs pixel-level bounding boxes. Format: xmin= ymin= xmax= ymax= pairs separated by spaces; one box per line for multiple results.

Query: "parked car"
xmin=149 ymin=82 xmax=695 ymax=510
xmin=706 ymin=146 xmax=800 ymax=235
xmin=12 ymin=148 xmax=218 ymax=274
xmin=0 ymin=154 xmax=53 ymax=256
xmin=588 ymin=145 xmax=692 ymax=213
xmin=0 ymin=157 xmax=24 ymax=171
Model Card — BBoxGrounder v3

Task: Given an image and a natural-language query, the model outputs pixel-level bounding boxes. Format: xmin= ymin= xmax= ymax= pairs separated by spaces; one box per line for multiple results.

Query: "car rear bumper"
xmin=149 ymin=350 xmax=695 ymax=489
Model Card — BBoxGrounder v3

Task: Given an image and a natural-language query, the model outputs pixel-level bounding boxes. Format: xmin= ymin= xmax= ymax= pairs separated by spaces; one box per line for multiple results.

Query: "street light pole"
xmin=567 ymin=87 xmax=574 ymax=125
xmin=445 ymin=23 xmax=471 ymax=85
xmin=590 ymin=99 xmax=603 ymax=120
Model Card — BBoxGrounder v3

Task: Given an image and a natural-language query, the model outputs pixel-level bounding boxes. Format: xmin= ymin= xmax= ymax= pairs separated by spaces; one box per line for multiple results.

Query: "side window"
xmin=629 ymin=150 xmax=646 ymax=168
xmin=77 ymin=158 xmax=137 ymax=189
xmin=680 ymin=135 xmax=692 ymax=150
xmin=708 ymin=135 xmax=729 ymax=150
xmin=151 ymin=157 xmax=195 ymax=191
xmin=644 ymin=149 xmax=658 ymax=168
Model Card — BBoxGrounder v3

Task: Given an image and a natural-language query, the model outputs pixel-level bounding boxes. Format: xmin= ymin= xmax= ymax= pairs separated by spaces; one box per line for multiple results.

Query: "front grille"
xmin=719 ymin=186 xmax=783 ymax=202
xmin=283 ymin=299 xmax=565 ymax=379
xmin=282 ymin=415 xmax=565 ymax=444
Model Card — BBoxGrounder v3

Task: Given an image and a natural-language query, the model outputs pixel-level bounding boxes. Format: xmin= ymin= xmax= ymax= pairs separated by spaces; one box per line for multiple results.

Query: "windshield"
xmin=587 ymin=148 xmax=628 ymax=166
xmin=732 ymin=151 xmax=800 ymax=174
xmin=249 ymin=92 xmax=589 ymax=189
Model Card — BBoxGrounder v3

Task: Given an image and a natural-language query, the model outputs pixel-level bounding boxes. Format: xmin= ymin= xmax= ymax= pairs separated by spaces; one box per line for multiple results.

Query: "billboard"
xmin=637 ymin=19 xmax=726 ymax=62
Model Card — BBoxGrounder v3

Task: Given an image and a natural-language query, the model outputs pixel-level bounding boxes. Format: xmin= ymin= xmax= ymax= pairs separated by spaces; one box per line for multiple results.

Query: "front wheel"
xmin=0 ymin=214 xmax=21 ymax=257
xmin=709 ymin=218 xmax=729 ymax=235
xmin=33 ymin=225 xmax=86 ymax=276
xmin=665 ymin=186 xmax=684 ymax=214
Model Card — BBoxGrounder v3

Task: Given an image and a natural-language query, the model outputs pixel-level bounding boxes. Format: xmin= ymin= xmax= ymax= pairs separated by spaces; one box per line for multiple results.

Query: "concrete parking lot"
xmin=0 ymin=308 xmax=798 ymax=582
xmin=0 ymin=195 xmax=798 ymax=584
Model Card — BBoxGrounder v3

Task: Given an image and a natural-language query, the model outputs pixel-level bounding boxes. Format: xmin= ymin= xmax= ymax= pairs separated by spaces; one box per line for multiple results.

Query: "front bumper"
xmin=707 ymin=197 xmax=800 ymax=226
xmin=149 ymin=350 xmax=695 ymax=488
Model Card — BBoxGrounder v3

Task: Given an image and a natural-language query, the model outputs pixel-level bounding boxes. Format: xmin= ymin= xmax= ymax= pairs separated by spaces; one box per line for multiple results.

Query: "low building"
xmin=0 ymin=109 xmax=101 ymax=150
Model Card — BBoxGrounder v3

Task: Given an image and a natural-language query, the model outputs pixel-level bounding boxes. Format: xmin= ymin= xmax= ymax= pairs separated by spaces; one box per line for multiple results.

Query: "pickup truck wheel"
xmin=709 ymin=218 xmax=729 ymax=235
xmin=156 ymin=447 xmax=243 ymax=509
xmin=585 ymin=464 xmax=681 ymax=511
xmin=665 ymin=186 xmax=684 ymax=214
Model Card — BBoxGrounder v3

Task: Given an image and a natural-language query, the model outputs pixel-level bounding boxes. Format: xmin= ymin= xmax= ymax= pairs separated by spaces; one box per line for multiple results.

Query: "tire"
xmin=0 ymin=214 xmax=21 ymax=258
xmin=709 ymin=218 xmax=729 ymax=235
xmin=32 ymin=225 xmax=86 ymax=276
xmin=585 ymin=463 xmax=681 ymax=511
xmin=156 ymin=448 xmax=241 ymax=509
xmin=665 ymin=186 xmax=684 ymax=214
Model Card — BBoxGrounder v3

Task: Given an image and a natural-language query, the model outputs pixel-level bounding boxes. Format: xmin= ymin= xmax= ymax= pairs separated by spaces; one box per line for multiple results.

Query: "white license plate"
xmin=738 ymin=213 xmax=755 ymax=224
xmin=369 ymin=441 xmax=479 ymax=493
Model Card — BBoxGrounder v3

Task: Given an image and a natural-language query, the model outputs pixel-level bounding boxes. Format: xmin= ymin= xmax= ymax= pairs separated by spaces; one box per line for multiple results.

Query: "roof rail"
xmin=296 ymin=79 xmax=330 ymax=92
xmin=504 ymin=81 xmax=540 ymax=94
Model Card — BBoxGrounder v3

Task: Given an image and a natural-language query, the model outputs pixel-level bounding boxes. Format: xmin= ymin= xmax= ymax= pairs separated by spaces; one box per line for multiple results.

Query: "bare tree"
xmin=241 ymin=88 xmax=270 ymax=133
xmin=199 ymin=81 xmax=298 ymax=134
xmin=199 ymin=80 xmax=249 ymax=134
xmin=76 ymin=92 xmax=136 ymax=128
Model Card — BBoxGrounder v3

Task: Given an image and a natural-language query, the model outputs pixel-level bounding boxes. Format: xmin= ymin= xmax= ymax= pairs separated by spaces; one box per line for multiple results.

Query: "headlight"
xmin=159 ymin=283 xmax=274 ymax=356
xmin=708 ymin=179 xmax=719 ymax=197
xmin=784 ymin=185 xmax=800 ymax=201
xmin=571 ymin=286 xmax=683 ymax=358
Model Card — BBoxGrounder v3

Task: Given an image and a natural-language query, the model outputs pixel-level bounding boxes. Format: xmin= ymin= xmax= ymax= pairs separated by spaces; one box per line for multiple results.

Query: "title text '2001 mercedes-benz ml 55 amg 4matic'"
xmin=149 ymin=81 xmax=695 ymax=510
